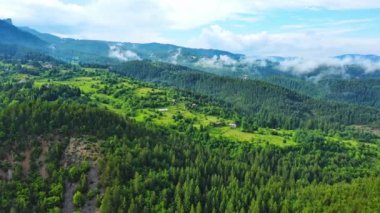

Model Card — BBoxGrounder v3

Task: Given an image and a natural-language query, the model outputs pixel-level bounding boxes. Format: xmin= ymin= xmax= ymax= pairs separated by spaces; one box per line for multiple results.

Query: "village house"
xmin=229 ymin=123 xmax=237 ymax=129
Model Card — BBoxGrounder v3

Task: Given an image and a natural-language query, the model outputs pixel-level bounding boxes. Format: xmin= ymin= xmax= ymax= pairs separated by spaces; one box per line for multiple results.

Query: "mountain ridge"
xmin=0 ymin=19 xmax=47 ymax=49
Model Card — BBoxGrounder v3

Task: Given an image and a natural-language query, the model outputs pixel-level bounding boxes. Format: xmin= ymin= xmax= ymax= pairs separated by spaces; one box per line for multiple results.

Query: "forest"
xmin=0 ymin=51 xmax=379 ymax=213
xmin=112 ymin=60 xmax=380 ymax=130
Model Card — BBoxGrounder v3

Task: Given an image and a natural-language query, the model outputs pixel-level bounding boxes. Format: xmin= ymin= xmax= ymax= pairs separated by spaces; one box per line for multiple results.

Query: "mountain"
xmin=2 ymin=21 xmax=380 ymax=109
xmin=264 ymin=76 xmax=380 ymax=108
xmin=112 ymin=60 xmax=380 ymax=129
xmin=13 ymin=24 xmax=380 ymax=81
xmin=0 ymin=20 xmax=380 ymax=213
xmin=20 ymin=26 xmax=244 ymax=65
xmin=0 ymin=19 xmax=47 ymax=49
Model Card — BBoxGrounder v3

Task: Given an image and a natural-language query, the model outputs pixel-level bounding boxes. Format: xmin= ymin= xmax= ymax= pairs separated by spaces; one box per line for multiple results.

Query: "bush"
xmin=73 ymin=191 xmax=85 ymax=207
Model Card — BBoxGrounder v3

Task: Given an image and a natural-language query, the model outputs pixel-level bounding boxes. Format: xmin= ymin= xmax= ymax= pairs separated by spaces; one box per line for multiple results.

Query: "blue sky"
xmin=167 ymin=8 xmax=380 ymax=44
xmin=1 ymin=0 xmax=380 ymax=57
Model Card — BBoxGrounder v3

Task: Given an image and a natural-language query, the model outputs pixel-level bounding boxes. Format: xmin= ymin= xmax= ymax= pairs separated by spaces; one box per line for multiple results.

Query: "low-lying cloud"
xmin=170 ymin=48 xmax=182 ymax=64
xmin=109 ymin=45 xmax=141 ymax=61
xmin=196 ymin=55 xmax=238 ymax=69
xmin=276 ymin=57 xmax=380 ymax=75
xmin=192 ymin=53 xmax=380 ymax=81
xmin=189 ymin=25 xmax=380 ymax=58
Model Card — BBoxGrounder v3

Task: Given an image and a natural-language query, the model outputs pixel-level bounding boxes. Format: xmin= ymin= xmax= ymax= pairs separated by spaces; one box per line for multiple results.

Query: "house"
xmin=157 ymin=108 xmax=168 ymax=112
xmin=43 ymin=63 xmax=53 ymax=69
xmin=229 ymin=123 xmax=237 ymax=129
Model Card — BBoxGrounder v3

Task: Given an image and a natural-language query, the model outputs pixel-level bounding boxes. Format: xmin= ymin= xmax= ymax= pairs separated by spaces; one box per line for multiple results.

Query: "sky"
xmin=1 ymin=0 xmax=380 ymax=57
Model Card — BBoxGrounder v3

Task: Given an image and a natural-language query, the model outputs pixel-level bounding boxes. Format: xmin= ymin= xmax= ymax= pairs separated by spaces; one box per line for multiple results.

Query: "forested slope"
xmin=0 ymin=99 xmax=379 ymax=212
xmin=112 ymin=60 xmax=380 ymax=130
xmin=264 ymin=76 xmax=380 ymax=109
xmin=0 ymin=54 xmax=379 ymax=212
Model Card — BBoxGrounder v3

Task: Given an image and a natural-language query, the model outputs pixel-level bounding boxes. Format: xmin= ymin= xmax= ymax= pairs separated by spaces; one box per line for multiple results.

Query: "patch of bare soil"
xmin=373 ymin=128 xmax=380 ymax=136
xmin=351 ymin=125 xmax=380 ymax=136
xmin=82 ymin=162 xmax=100 ymax=213
xmin=4 ymin=152 xmax=15 ymax=180
xmin=39 ymin=139 xmax=49 ymax=178
xmin=61 ymin=137 xmax=102 ymax=213
xmin=62 ymin=181 xmax=78 ymax=213
xmin=0 ymin=169 xmax=7 ymax=179
xmin=62 ymin=138 xmax=99 ymax=166
xmin=21 ymin=149 xmax=31 ymax=176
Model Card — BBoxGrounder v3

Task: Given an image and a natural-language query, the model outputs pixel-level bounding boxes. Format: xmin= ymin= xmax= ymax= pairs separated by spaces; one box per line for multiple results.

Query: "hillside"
xmin=3 ymin=22 xmax=379 ymax=111
xmin=112 ymin=60 xmax=380 ymax=130
xmin=264 ymin=77 xmax=380 ymax=108
xmin=20 ymin=26 xmax=243 ymax=65
xmin=0 ymin=55 xmax=379 ymax=212
xmin=0 ymin=17 xmax=379 ymax=213
xmin=0 ymin=19 xmax=47 ymax=49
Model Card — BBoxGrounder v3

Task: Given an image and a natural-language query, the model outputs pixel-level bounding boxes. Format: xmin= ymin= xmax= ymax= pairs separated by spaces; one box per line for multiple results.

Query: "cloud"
xmin=169 ymin=48 xmax=182 ymax=64
xmin=276 ymin=57 xmax=380 ymax=82
xmin=189 ymin=25 xmax=380 ymax=57
xmin=157 ymin=0 xmax=246 ymax=29
xmin=193 ymin=54 xmax=380 ymax=81
xmin=109 ymin=45 xmax=141 ymax=61
xmin=0 ymin=0 xmax=171 ymax=42
xmin=0 ymin=0 xmax=379 ymax=57
xmin=269 ymin=56 xmax=380 ymax=82
xmin=243 ymin=0 xmax=380 ymax=10
xmin=277 ymin=57 xmax=380 ymax=75
xmin=2 ymin=0 xmax=380 ymax=37
xmin=0 ymin=0 xmax=248 ymax=41
xmin=276 ymin=58 xmax=352 ymax=83
xmin=0 ymin=0 xmax=85 ymax=26
xmin=196 ymin=55 xmax=238 ymax=69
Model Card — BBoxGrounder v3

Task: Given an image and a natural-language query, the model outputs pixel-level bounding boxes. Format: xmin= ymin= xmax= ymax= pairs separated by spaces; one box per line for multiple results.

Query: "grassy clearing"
xmin=35 ymin=77 xmax=101 ymax=93
xmin=19 ymin=72 xmax=380 ymax=148
xmin=210 ymin=127 xmax=297 ymax=147
xmin=135 ymin=87 xmax=155 ymax=97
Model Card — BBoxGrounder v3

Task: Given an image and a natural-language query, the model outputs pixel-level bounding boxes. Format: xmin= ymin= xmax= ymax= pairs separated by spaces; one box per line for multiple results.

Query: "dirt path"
xmin=82 ymin=163 xmax=100 ymax=213
xmin=5 ymin=152 xmax=14 ymax=179
xmin=39 ymin=140 xmax=49 ymax=178
xmin=21 ymin=149 xmax=31 ymax=176
xmin=62 ymin=181 xmax=77 ymax=213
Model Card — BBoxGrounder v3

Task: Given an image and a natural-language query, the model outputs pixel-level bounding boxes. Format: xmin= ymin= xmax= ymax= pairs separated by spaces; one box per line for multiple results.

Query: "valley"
xmin=8 ymin=61 xmax=376 ymax=148
xmin=0 ymin=16 xmax=379 ymax=212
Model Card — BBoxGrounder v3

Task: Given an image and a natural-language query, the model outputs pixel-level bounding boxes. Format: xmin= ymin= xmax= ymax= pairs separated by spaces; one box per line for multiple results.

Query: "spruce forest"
xmin=0 ymin=6 xmax=380 ymax=213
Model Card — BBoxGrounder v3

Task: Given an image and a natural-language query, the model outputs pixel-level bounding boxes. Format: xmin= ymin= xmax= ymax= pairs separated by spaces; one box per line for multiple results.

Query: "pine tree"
xmin=196 ymin=202 xmax=202 ymax=213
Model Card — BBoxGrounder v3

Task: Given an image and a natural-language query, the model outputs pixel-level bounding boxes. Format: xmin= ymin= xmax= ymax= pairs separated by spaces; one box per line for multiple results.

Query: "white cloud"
xmin=0 ymin=0 xmax=85 ymax=26
xmin=196 ymin=55 xmax=238 ymax=69
xmin=0 ymin=0 xmax=379 ymax=56
xmin=275 ymin=57 xmax=380 ymax=81
xmin=0 ymin=0 xmax=170 ymax=42
xmin=170 ymin=48 xmax=182 ymax=64
xmin=109 ymin=45 xmax=141 ymax=61
xmin=0 ymin=0 xmax=248 ymax=41
xmin=243 ymin=0 xmax=380 ymax=10
xmin=195 ymin=55 xmax=380 ymax=81
xmin=2 ymin=0 xmax=380 ymax=35
xmin=157 ymin=0 xmax=246 ymax=29
xmin=189 ymin=25 xmax=380 ymax=57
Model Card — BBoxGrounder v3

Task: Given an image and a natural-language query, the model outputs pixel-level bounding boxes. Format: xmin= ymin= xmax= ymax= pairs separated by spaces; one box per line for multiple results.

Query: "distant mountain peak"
xmin=2 ymin=18 xmax=12 ymax=25
xmin=0 ymin=18 xmax=47 ymax=49
xmin=335 ymin=54 xmax=380 ymax=62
